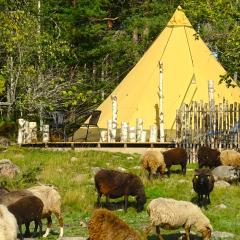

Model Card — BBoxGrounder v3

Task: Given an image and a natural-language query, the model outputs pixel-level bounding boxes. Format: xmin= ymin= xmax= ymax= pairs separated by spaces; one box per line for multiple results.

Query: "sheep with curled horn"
xmin=94 ymin=169 xmax=146 ymax=212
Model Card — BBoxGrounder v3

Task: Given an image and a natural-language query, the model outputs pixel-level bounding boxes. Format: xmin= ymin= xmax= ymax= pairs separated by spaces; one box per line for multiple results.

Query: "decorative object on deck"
xmin=136 ymin=118 xmax=143 ymax=142
xmin=42 ymin=124 xmax=50 ymax=143
xmin=17 ymin=118 xmax=26 ymax=144
xmin=100 ymin=130 xmax=107 ymax=142
xmin=29 ymin=122 xmax=37 ymax=143
xmin=120 ymin=122 xmax=128 ymax=142
xmin=111 ymin=96 xmax=118 ymax=142
xmin=128 ymin=126 xmax=136 ymax=142
xmin=149 ymin=124 xmax=157 ymax=142
xmin=107 ymin=119 xmax=113 ymax=142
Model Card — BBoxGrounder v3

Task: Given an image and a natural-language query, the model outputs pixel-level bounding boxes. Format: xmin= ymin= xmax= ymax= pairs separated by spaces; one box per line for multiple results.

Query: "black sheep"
xmin=94 ymin=169 xmax=146 ymax=212
xmin=162 ymin=147 xmax=188 ymax=177
xmin=192 ymin=168 xmax=214 ymax=206
xmin=197 ymin=146 xmax=221 ymax=168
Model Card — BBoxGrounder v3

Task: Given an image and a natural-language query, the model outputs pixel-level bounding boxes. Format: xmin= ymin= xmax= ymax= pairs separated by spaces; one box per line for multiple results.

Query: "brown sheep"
xmin=140 ymin=150 xmax=166 ymax=180
xmin=87 ymin=208 xmax=143 ymax=240
xmin=1 ymin=193 xmax=43 ymax=240
xmin=162 ymin=147 xmax=188 ymax=177
xmin=95 ymin=169 xmax=146 ymax=212
xmin=192 ymin=168 xmax=214 ymax=206
xmin=197 ymin=146 xmax=221 ymax=168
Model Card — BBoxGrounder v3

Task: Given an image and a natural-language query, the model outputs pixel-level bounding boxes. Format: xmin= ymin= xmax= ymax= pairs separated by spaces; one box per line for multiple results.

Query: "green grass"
xmin=0 ymin=146 xmax=240 ymax=239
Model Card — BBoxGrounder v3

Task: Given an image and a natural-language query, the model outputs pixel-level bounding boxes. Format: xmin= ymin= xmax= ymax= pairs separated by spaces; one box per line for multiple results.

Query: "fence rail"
xmin=175 ymin=100 xmax=240 ymax=163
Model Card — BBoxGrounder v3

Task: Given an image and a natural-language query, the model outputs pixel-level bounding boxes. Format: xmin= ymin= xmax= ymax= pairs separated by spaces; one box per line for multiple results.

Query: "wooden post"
xmin=107 ymin=120 xmax=113 ymax=142
xmin=111 ymin=95 xmax=117 ymax=142
xmin=100 ymin=130 xmax=107 ymax=142
xmin=140 ymin=131 xmax=147 ymax=142
xmin=17 ymin=118 xmax=25 ymax=144
xmin=158 ymin=61 xmax=165 ymax=142
xmin=136 ymin=118 xmax=143 ymax=142
xmin=120 ymin=122 xmax=128 ymax=142
xmin=219 ymin=103 xmax=223 ymax=151
xmin=208 ymin=80 xmax=215 ymax=148
xmin=29 ymin=122 xmax=37 ymax=143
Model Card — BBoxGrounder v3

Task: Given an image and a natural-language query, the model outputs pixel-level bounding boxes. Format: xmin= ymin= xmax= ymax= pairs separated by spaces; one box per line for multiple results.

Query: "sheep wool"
xmin=147 ymin=198 xmax=212 ymax=238
xmin=28 ymin=185 xmax=64 ymax=238
xmin=88 ymin=208 xmax=142 ymax=240
xmin=140 ymin=150 xmax=166 ymax=176
xmin=0 ymin=204 xmax=18 ymax=240
xmin=220 ymin=149 xmax=240 ymax=167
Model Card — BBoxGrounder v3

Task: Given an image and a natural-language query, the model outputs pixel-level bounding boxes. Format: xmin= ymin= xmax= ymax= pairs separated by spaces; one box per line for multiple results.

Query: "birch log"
xmin=42 ymin=124 xmax=49 ymax=143
xmin=100 ymin=130 xmax=107 ymax=142
xmin=111 ymin=95 xmax=118 ymax=142
xmin=149 ymin=124 xmax=157 ymax=142
xmin=120 ymin=122 xmax=128 ymax=142
xmin=29 ymin=122 xmax=37 ymax=143
xmin=140 ymin=131 xmax=147 ymax=142
xmin=17 ymin=118 xmax=25 ymax=144
xmin=136 ymin=118 xmax=143 ymax=142
xmin=107 ymin=120 xmax=113 ymax=142
xmin=25 ymin=121 xmax=31 ymax=144
xmin=159 ymin=61 xmax=165 ymax=142
xmin=128 ymin=126 xmax=136 ymax=142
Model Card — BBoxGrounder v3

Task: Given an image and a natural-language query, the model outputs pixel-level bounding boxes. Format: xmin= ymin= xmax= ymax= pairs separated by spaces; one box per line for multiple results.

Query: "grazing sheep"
xmin=0 ymin=204 xmax=18 ymax=240
xmin=192 ymin=168 xmax=214 ymax=206
xmin=212 ymin=165 xmax=240 ymax=183
xmin=197 ymin=146 xmax=221 ymax=168
xmin=220 ymin=149 xmax=240 ymax=167
xmin=146 ymin=197 xmax=212 ymax=240
xmin=88 ymin=208 xmax=142 ymax=240
xmin=27 ymin=185 xmax=64 ymax=238
xmin=95 ymin=169 xmax=146 ymax=212
xmin=3 ymin=194 xmax=43 ymax=240
xmin=162 ymin=147 xmax=188 ymax=176
xmin=140 ymin=150 xmax=166 ymax=179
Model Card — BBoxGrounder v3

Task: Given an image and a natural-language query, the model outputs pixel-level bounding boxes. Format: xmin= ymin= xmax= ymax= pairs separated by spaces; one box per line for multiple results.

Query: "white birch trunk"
xmin=17 ymin=118 xmax=25 ymax=144
xmin=107 ymin=120 xmax=113 ymax=142
xmin=140 ymin=130 xmax=147 ymax=142
xmin=128 ymin=126 xmax=136 ymax=142
xmin=42 ymin=124 xmax=49 ymax=143
xmin=149 ymin=124 xmax=157 ymax=142
xmin=100 ymin=130 xmax=107 ymax=142
xmin=120 ymin=122 xmax=128 ymax=142
xmin=208 ymin=80 xmax=215 ymax=148
xmin=29 ymin=122 xmax=37 ymax=143
xmin=111 ymin=96 xmax=118 ymax=142
xmin=136 ymin=118 xmax=143 ymax=142
xmin=25 ymin=121 xmax=31 ymax=144
xmin=159 ymin=62 xmax=165 ymax=142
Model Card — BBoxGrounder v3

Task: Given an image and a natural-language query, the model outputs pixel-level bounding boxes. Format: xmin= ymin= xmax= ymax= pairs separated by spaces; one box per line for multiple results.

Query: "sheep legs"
xmin=18 ymin=225 xmax=24 ymax=240
xmin=24 ymin=222 xmax=31 ymax=237
xmin=96 ymin=192 xmax=102 ymax=207
xmin=156 ymin=226 xmax=164 ymax=240
xmin=43 ymin=216 xmax=52 ymax=238
xmin=124 ymin=195 xmax=128 ymax=212
xmin=53 ymin=212 xmax=64 ymax=239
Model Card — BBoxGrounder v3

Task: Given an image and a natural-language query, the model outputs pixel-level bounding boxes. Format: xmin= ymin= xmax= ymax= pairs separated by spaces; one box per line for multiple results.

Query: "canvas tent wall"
xmin=73 ymin=6 xmax=240 ymax=141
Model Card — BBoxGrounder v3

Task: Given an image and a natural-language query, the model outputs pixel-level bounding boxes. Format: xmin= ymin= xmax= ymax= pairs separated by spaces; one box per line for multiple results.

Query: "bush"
xmin=0 ymin=121 xmax=17 ymax=139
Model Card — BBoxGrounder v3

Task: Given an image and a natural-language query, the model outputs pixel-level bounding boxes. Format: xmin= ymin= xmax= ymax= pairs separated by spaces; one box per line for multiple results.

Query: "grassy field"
xmin=0 ymin=146 xmax=239 ymax=239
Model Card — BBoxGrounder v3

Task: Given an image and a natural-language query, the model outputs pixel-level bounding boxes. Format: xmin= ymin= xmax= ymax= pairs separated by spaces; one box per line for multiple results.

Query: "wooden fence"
xmin=175 ymin=100 xmax=240 ymax=163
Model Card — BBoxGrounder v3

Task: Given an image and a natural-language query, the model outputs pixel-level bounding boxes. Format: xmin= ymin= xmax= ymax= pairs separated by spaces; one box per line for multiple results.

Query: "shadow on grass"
xmin=94 ymin=200 xmax=138 ymax=211
xmin=147 ymin=233 xmax=202 ymax=240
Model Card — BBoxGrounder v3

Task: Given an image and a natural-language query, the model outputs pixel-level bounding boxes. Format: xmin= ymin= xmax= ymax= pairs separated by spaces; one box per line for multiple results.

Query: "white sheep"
xmin=140 ymin=150 xmax=166 ymax=179
xmin=27 ymin=185 xmax=63 ymax=239
xmin=146 ymin=197 xmax=212 ymax=240
xmin=220 ymin=149 xmax=240 ymax=167
xmin=0 ymin=204 xmax=18 ymax=240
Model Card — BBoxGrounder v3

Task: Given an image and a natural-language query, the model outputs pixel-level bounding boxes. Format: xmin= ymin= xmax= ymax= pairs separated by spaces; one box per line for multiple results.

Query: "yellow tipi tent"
xmin=74 ymin=6 xmax=240 ymax=140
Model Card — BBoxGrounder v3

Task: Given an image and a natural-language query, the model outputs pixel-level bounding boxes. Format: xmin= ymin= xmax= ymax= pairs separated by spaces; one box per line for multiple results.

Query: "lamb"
xmin=197 ymin=146 xmax=221 ymax=168
xmin=95 ymin=169 xmax=146 ymax=212
xmin=162 ymin=147 xmax=188 ymax=176
xmin=0 ymin=204 xmax=18 ymax=240
xmin=146 ymin=197 xmax=212 ymax=240
xmin=192 ymin=168 xmax=214 ymax=206
xmin=27 ymin=185 xmax=64 ymax=238
xmin=140 ymin=150 xmax=166 ymax=179
xmin=0 ymin=192 xmax=43 ymax=240
xmin=87 ymin=208 xmax=142 ymax=240
xmin=220 ymin=149 xmax=240 ymax=167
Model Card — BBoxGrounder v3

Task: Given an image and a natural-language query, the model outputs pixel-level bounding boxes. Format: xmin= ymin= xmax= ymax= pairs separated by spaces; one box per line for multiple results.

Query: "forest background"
xmin=0 ymin=0 xmax=239 ymax=128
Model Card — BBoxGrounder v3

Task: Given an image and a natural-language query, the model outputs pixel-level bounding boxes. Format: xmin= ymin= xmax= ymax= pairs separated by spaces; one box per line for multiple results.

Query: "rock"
xmin=132 ymin=166 xmax=141 ymax=170
xmin=70 ymin=157 xmax=78 ymax=162
xmin=212 ymin=231 xmax=235 ymax=238
xmin=212 ymin=166 xmax=240 ymax=183
xmin=0 ymin=159 xmax=20 ymax=178
xmin=217 ymin=203 xmax=227 ymax=209
xmin=215 ymin=180 xmax=231 ymax=188
xmin=116 ymin=166 xmax=126 ymax=172
xmin=79 ymin=220 xmax=87 ymax=228
xmin=91 ymin=167 xmax=101 ymax=175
